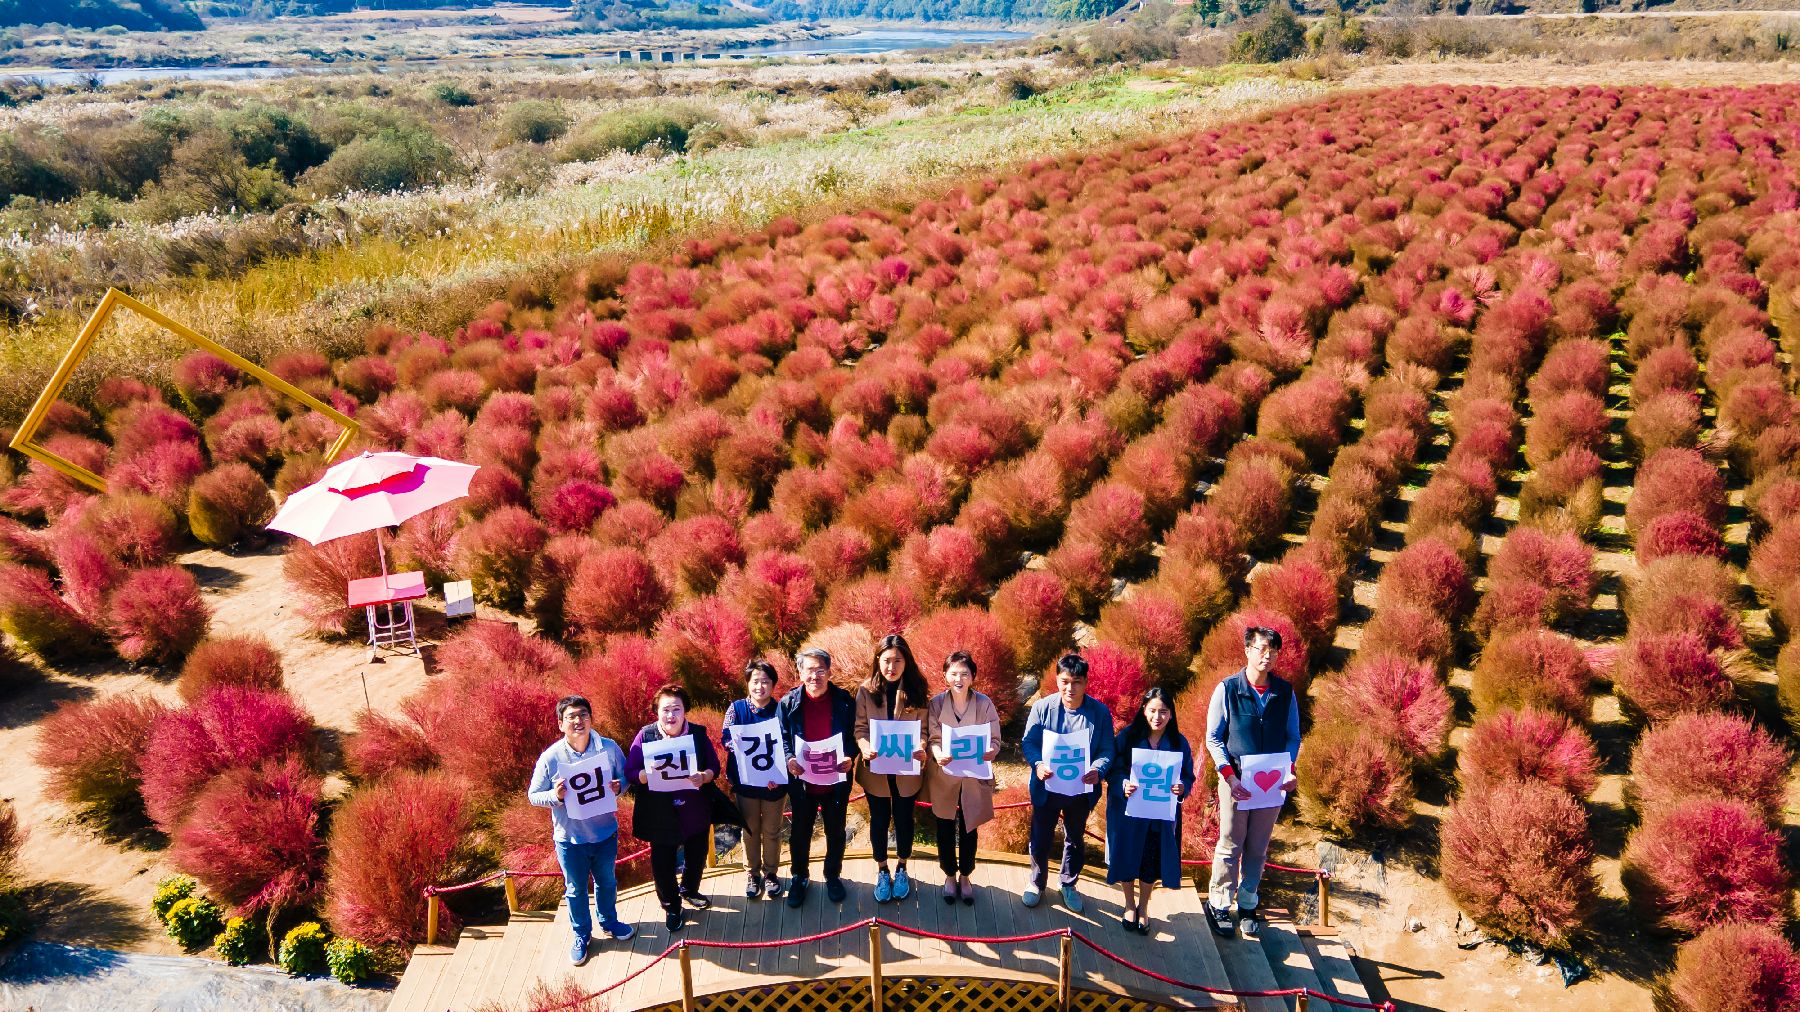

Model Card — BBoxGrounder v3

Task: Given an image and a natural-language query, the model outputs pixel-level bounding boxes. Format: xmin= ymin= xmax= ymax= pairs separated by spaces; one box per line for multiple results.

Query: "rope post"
xmin=1057 ymin=929 xmax=1073 ymax=1012
xmin=503 ymin=872 xmax=519 ymax=914
xmin=679 ymin=941 xmax=696 ymax=1012
xmin=868 ymin=922 xmax=885 ymax=1012
xmin=1297 ymin=993 xmax=1310 ymax=1012
xmin=425 ymin=893 xmax=440 ymax=946
xmin=1318 ymin=873 xmax=1331 ymax=929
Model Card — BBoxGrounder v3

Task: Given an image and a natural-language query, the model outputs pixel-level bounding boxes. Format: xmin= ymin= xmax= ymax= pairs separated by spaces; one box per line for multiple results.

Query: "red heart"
xmin=1252 ymin=769 xmax=1282 ymax=793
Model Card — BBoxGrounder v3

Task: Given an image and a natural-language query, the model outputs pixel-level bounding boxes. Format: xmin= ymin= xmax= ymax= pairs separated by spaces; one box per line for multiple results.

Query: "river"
xmin=1 ymin=26 xmax=1033 ymax=86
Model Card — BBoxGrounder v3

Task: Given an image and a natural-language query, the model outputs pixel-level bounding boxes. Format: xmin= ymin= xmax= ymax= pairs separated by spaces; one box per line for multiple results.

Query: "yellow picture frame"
xmin=7 ymin=288 xmax=359 ymax=492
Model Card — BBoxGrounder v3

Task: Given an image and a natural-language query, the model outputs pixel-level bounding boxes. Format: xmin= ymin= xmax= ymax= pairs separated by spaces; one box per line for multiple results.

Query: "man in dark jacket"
xmin=1203 ymin=626 xmax=1302 ymax=940
xmin=778 ymin=647 xmax=856 ymax=908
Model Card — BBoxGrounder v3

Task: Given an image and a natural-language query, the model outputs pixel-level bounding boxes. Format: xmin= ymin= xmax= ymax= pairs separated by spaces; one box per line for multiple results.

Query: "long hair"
xmin=867 ymin=633 xmax=930 ymax=710
xmin=1119 ymin=686 xmax=1181 ymax=751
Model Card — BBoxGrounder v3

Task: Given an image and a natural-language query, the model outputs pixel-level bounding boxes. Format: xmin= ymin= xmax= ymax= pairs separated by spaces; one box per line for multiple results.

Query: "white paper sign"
xmin=868 ymin=718 xmax=922 ymax=776
xmin=644 ymin=734 xmax=697 ymax=793
xmin=563 ymin=750 xmax=618 ymax=820
xmin=1042 ymin=728 xmax=1094 ymax=796
xmin=1125 ymin=747 xmax=1179 ymax=822
xmin=1236 ymin=752 xmax=1293 ymax=811
xmin=942 ymin=724 xmax=992 ymax=780
xmin=798 ymin=736 xmax=846 ymax=786
xmin=729 ymin=717 xmax=789 ymax=790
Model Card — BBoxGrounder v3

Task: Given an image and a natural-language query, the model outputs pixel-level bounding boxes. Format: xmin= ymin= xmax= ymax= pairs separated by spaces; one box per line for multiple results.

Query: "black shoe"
xmin=681 ymin=890 xmax=711 ymax=910
xmin=1204 ymin=901 xmax=1234 ymax=939
xmin=666 ymin=908 xmax=684 ymax=932
xmin=1120 ymin=914 xmax=1137 ymax=932
xmin=1135 ymin=917 xmax=1151 ymax=936
xmin=826 ymin=878 xmax=847 ymax=903
xmin=787 ymin=878 xmax=809 ymax=908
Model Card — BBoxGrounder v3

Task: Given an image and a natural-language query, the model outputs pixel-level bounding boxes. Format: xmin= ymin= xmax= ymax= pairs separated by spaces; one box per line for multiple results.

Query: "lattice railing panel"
xmin=635 ymin=977 xmax=1200 ymax=1012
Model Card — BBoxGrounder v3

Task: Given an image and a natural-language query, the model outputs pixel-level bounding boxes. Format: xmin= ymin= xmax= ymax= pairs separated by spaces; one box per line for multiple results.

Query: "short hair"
xmin=796 ymin=647 xmax=833 ymax=671
xmin=556 ymin=695 xmax=592 ymax=721
xmin=944 ymin=650 xmax=978 ymax=678
xmin=653 ymin=683 xmax=690 ymax=710
xmin=745 ymin=659 xmax=779 ymax=685
xmin=1243 ymin=626 xmax=1283 ymax=650
xmin=1055 ymin=653 xmax=1089 ymax=681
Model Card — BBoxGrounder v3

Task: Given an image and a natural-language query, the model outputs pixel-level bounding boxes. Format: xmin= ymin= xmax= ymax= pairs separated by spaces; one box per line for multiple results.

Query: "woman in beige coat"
xmin=855 ymin=633 xmax=931 ymax=904
xmin=926 ymin=650 xmax=1003 ymax=905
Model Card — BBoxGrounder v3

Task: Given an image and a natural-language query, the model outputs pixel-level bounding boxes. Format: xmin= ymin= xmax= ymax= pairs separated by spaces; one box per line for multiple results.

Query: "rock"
xmin=1406 ymin=917 xmax=1425 ymax=933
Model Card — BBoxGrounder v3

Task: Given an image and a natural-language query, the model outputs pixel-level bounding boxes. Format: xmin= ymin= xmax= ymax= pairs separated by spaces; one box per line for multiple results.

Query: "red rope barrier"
xmin=425 ymin=871 xmax=505 ymax=896
xmin=1073 ymin=932 xmax=1396 ymax=1011
xmin=683 ymin=918 xmax=872 ymax=950
xmin=875 ymin=918 xmax=1066 ymax=946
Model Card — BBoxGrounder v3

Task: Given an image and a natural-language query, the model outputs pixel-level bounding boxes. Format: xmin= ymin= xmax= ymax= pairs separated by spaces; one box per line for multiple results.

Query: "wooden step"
xmin=1213 ymin=920 xmax=1290 ymax=1012
xmin=1301 ymin=932 xmax=1372 ymax=1005
xmin=388 ymin=944 xmax=457 ymax=1012
xmin=1258 ymin=912 xmax=1326 ymax=1012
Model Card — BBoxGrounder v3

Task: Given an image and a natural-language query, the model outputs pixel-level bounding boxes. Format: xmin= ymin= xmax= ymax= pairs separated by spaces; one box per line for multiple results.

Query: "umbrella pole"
xmin=377 ymin=527 xmax=390 ymax=584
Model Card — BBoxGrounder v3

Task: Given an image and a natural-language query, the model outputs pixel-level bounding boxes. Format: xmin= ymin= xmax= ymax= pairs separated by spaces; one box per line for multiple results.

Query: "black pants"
xmin=1028 ymin=794 xmax=1095 ymax=890
xmin=936 ymin=809 xmax=978 ymax=876
xmin=790 ymin=789 xmax=848 ymax=882
xmin=867 ymin=787 xmax=916 ymax=864
xmin=650 ymin=829 xmax=708 ymax=912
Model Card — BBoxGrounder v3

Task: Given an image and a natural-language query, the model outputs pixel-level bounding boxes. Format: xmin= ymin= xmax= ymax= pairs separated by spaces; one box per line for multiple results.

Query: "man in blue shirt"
xmin=1202 ymin=627 xmax=1301 ymax=940
xmin=1020 ymin=653 xmax=1116 ymax=913
xmin=529 ymin=694 xmax=635 ymax=965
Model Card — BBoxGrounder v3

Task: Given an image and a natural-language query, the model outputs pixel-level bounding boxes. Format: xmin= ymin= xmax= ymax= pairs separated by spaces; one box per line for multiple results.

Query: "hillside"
xmin=0 ymin=0 xmax=203 ymax=29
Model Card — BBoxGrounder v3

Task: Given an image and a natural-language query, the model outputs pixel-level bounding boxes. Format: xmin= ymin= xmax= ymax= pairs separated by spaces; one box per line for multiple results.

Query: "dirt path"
xmin=1 ymin=546 xmax=434 ymax=956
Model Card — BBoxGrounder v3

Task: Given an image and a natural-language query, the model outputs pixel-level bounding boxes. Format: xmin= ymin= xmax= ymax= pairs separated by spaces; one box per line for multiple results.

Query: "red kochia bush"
xmin=1440 ymin=782 xmax=1597 ymax=951
xmin=906 ymin=607 xmax=1019 ymax=725
xmin=1295 ymin=723 xmax=1415 ymax=836
xmin=1458 ymin=707 xmax=1600 ymax=798
xmin=562 ymin=636 xmax=674 ymax=747
xmin=564 ymin=546 xmax=670 ymax=643
xmin=1748 ymin=517 xmax=1800 ymax=601
xmin=1638 ymin=511 xmax=1728 ymax=563
xmin=1470 ymin=628 xmax=1591 ymax=722
xmin=1524 ymin=391 xmax=1608 ymax=469
xmin=1094 ymin=590 xmax=1193 ymax=687
xmin=187 ymin=464 xmax=276 ymax=548
xmin=1630 ymin=711 xmax=1789 ymax=821
xmin=79 ymin=493 xmax=180 ymax=567
xmin=823 ymin=574 xmax=923 ymax=637
xmin=282 ymin=531 xmax=381 ymax=635
xmin=1063 ymin=482 xmax=1153 ymax=569
xmin=1078 ymin=642 xmax=1150 ymax=727
xmin=434 ymin=673 xmax=561 ymax=799
xmin=1313 ymin=656 xmax=1453 ymax=764
xmin=106 ymin=565 xmax=210 ymax=666
xmin=648 ymin=515 xmax=745 ymax=598
xmin=168 ymin=756 xmax=325 ymax=915
xmin=894 ymin=526 xmax=987 ymax=608
xmin=1358 ymin=603 xmax=1454 ymax=676
xmin=434 ymin=620 xmax=571 ymax=686
xmin=141 ymin=686 xmax=317 ymax=833
xmin=726 ymin=552 xmax=821 ymax=653
xmin=656 ymin=596 xmax=756 ymax=705
xmin=1612 ymin=632 xmax=1734 ymax=722
xmin=1669 ymin=922 xmax=1800 ymax=1012
xmin=0 ymin=562 xmax=99 ymax=660
xmin=344 ymin=708 xmax=438 ymax=783
xmin=454 ymin=506 xmax=547 ymax=610
xmin=177 ymin=634 xmax=284 ymax=703
xmin=1623 ymin=798 xmax=1791 ymax=936
xmin=538 ymin=479 xmax=615 ymax=534
xmin=1247 ymin=555 xmax=1340 ymax=654
xmin=1626 ymin=449 xmax=1726 ymax=536
xmin=324 ymin=770 xmax=473 ymax=946
xmin=34 ymin=692 xmax=170 ymax=811
xmin=989 ymin=570 xmax=1075 ymax=677
xmin=1486 ymin=527 xmax=1595 ymax=622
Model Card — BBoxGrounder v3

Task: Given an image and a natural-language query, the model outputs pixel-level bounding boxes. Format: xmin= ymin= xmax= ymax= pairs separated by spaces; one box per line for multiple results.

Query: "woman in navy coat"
xmin=1104 ymin=686 xmax=1196 ymax=935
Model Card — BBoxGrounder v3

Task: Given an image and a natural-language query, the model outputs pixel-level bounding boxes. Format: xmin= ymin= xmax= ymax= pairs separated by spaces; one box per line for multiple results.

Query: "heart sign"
xmin=1236 ymin=753 xmax=1292 ymax=811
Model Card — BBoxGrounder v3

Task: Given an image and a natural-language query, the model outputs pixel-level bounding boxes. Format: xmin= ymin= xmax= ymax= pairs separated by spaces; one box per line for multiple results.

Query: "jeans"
xmin=556 ymin=834 xmax=621 ymax=942
xmin=1028 ymin=792 xmax=1095 ymax=890
xmin=789 ymin=789 xmax=848 ymax=882
xmin=651 ymin=830 xmax=710 ymax=913
xmin=866 ymin=787 xmax=916 ymax=864
xmin=936 ymin=809 xmax=978 ymax=877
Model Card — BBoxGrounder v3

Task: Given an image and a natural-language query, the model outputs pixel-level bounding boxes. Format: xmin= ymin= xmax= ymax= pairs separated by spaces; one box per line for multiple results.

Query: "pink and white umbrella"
xmin=268 ymin=451 xmax=479 ymax=575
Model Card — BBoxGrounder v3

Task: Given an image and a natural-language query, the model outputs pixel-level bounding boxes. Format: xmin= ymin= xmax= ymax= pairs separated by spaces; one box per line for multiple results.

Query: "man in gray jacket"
xmin=1020 ymin=653 xmax=1116 ymax=913
xmin=529 ymin=694 xmax=635 ymax=965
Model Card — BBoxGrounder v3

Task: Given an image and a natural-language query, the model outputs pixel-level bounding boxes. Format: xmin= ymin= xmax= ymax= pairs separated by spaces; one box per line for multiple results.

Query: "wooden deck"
xmin=391 ymin=850 xmax=1371 ymax=1012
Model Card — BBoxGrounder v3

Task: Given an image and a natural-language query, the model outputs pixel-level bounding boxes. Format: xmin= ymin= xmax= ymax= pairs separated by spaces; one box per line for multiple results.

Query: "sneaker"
xmin=893 ymin=867 xmax=912 ymax=900
xmin=873 ymin=869 xmax=893 ymax=904
xmin=570 ymin=936 xmax=591 ymax=966
xmin=1060 ymin=885 xmax=1084 ymax=913
xmin=746 ymin=872 xmax=764 ymax=900
xmin=1203 ymin=901 xmax=1234 ymax=939
xmin=681 ymin=890 xmax=711 ymax=910
xmin=826 ymin=878 xmax=847 ymax=904
xmin=786 ymin=878 xmax=809 ymax=908
xmin=1238 ymin=909 xmax=1262 ymax=939
xmin=1022 ymin=886 xmax=1042 ymax=908
xmin=764 ymin=876 xmax=786 ymax=900
xmin=666 ymin=908 xmax=684 ymax=932
xmin=604 ymin=921 xmax=635 ymax=942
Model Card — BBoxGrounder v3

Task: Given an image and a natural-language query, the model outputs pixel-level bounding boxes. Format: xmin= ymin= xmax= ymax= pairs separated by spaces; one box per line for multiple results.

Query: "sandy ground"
xmin=0 ymin=546 xmax=435 ymax=958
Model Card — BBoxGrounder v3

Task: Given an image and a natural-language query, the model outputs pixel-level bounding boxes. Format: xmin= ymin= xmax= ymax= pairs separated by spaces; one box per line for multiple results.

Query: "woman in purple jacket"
xmin=626 ymin=683 xmax=724 ymax=933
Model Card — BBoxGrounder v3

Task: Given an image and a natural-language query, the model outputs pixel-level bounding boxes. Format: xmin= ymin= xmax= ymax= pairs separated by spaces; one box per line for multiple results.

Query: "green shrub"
xmin=278 ymin=920 xmax=329 ymax=976
xmin=165 ymin=895 xmax=224 ymax=951
xmin=560 ymin=104 xmax=724 ymax=161
xmin=325 ymin=936 xmax=373 ymax=984
xmin=214 ymin=915 xmax=266 ymax=966
xmin=430 ymin=83 xmax=477 ymax=107
xmin=1233 ymin=4 xmax=1306 ymax=63
xmin=221 ymin=103 xmax=332 ymax=180
xmin=138 ymin=132 xmax=293 ymax=220
xmin=151 ymin=874 xmax=198 ymax=923
xmin=300 ymin=127 xmax=461 ymax=196
xmin=499 ymin=100 xmax=571 ymax=145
